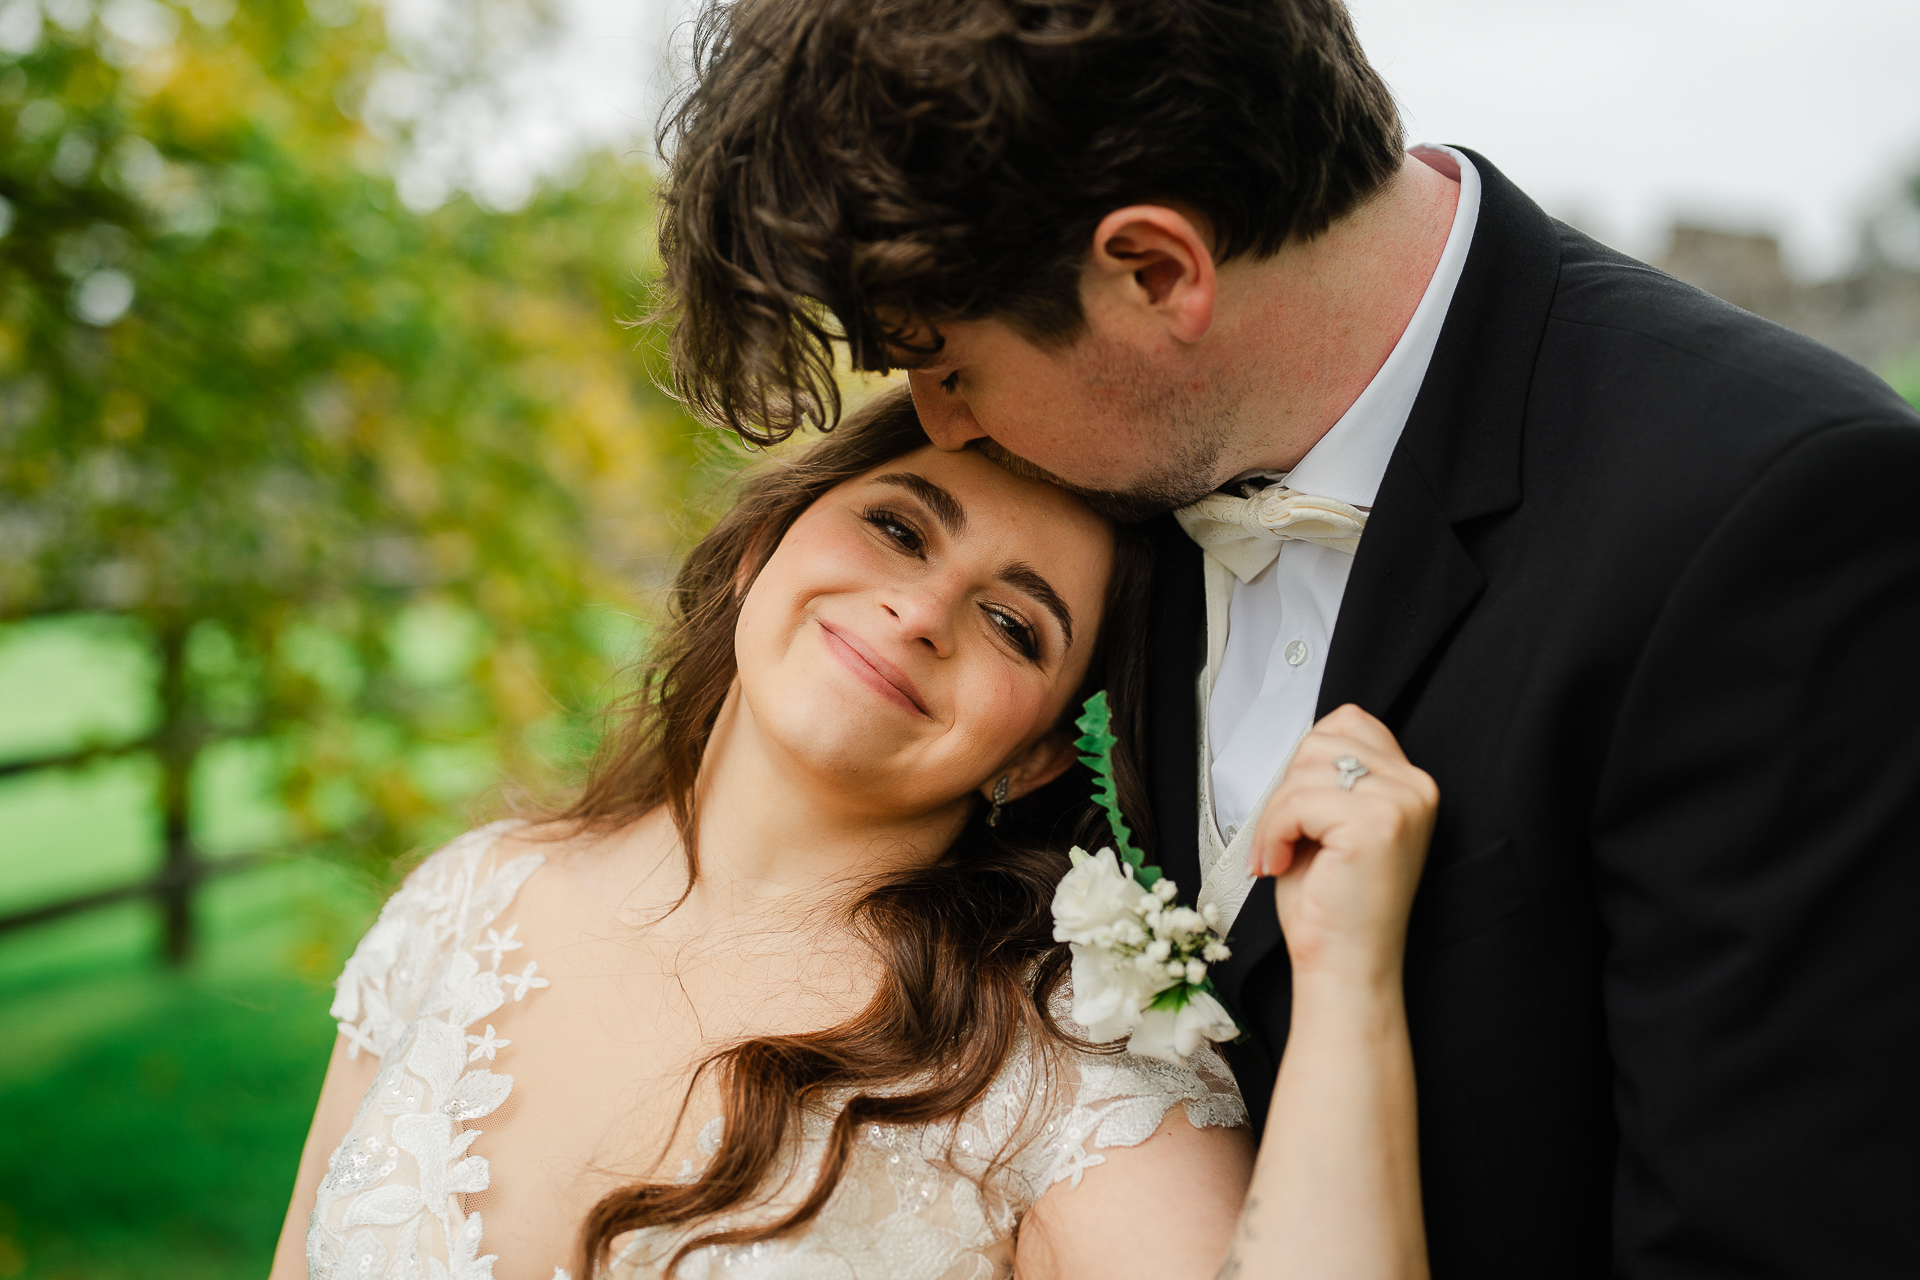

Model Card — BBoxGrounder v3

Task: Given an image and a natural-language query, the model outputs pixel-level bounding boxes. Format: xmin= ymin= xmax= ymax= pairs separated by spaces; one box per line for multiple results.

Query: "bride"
xmin=270 ymin=387 xmax=1438 ymax=1280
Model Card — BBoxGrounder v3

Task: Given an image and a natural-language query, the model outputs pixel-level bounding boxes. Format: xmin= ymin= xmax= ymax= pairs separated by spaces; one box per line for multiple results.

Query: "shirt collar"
xmin=1276 ymin=145 xmax=1482 ymax=509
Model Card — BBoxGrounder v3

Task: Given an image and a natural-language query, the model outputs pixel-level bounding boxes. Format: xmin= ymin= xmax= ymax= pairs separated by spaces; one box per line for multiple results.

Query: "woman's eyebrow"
xmin=999 ymin=562 xmax=1074 ymax=648
xmin=872 ymin=473 xmax=967 ymax=536
xmin=866 ymin=475 xmax=1073 ymax=646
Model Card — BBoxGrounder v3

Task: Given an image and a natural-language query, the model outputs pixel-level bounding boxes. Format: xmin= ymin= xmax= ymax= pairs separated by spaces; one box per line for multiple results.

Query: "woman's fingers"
xmin=1250 ymin=783 xmax=1425 ymax=878
xmin=1310 ymin=703 xmax=1406 ymax=762
xmin=1243 ymin=708 xmax=1439 ymax=982
xmin=1248 ymin=714 xmax=1434 ymax=880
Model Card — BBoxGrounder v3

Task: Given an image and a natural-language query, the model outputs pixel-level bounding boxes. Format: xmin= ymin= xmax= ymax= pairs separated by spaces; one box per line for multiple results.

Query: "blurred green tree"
xmin=0 ymin=0 xmax=706 ymax=959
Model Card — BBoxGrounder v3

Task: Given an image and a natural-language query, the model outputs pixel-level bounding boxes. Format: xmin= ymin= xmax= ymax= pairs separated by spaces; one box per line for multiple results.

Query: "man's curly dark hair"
xmin=655 ymin=0 xmax=1404 ymax=445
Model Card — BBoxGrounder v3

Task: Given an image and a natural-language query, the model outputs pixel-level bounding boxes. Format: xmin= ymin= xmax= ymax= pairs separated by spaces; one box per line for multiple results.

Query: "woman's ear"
xmin=981 ymin=730 xmax=1081 ymax=804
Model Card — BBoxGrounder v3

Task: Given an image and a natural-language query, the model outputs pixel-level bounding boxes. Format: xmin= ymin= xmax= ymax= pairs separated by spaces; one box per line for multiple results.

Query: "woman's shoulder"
xmin=996 ymin=986 xmax=1250 ymax=1198
xmin=327 ymin=818 xmax=549 ymax=1059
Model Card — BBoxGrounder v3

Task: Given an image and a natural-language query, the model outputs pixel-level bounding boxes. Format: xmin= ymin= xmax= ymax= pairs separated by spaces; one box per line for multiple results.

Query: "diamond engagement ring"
xmin=1334 ymin=755 xmax=1370 ymax=790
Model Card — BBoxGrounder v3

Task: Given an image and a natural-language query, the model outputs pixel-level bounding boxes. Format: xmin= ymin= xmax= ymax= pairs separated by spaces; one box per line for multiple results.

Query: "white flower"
xmin=1051 ymin=844 xmax=1239 ymax=1064
xmin=339 ymin=1018 xmax=379 ymax=1060
xmin=1069 ymin=945 xmax=1156 ymax=1042
xmin=1125 ymin=991 xmax=1241 ymax=1065
xmin=1051 ymin=847 xmax=1141 ymax=945
xmin=502 ymin=961 xmax=548 ymax=1001
xmin=473 ymin=924 xmax=523 ymax=970
xmin=1204 ymin=940 xmax=1231 ymax=963
xmin=466 ymin=1025 xmax=511 ymax=1062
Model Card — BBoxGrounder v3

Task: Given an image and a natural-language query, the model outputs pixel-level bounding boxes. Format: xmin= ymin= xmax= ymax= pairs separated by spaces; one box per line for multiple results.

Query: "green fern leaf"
xmin=1075 ymin=691 xmax=1159 ymax=887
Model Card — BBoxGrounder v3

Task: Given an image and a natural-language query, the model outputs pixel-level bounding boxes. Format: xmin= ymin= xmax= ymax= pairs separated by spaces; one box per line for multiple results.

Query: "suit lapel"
xmin=1319 ymin=468 xmax=1486 ymax=719
xmin=1207 ymin=150 xmax=1564 ymax=1020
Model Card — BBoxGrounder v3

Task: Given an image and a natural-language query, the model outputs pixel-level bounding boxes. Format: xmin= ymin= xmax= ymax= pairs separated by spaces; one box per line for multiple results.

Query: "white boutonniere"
xmin=1051 ymin=693 xmax=1239 ymax=1064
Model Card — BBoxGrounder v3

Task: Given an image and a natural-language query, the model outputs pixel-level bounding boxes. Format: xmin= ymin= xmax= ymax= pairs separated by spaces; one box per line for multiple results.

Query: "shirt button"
xmin=1223 ymin=825 xmax=1239 ymax=843
xmin=1284 ymin=639 xmax=1310 ymax=666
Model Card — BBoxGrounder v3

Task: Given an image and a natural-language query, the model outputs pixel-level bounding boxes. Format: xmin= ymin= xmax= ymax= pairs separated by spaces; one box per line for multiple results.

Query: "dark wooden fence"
xmin=0 ymin=624 xmax=267 ymax=965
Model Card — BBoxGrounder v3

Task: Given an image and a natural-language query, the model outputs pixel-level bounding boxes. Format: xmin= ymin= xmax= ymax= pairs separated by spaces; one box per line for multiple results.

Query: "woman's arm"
xmin=1216 ymin=973 xmax=1423 ymax=1279
xmin=1017 ymin=704 xmax=1435 ymax=1280
xmin=267 ymin=1035 xmax=381 ymax=1280
xmin=1216 ymin=703 xmax=1435 ymax=1279
xmin=1015 ymin=1112 xmax=1256 ymax=1279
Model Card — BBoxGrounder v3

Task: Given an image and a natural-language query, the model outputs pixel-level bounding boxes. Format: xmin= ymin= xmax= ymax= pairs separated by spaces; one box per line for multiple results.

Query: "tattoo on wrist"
xmin=1214 ymin=1196 xmax=1258 ymax=1279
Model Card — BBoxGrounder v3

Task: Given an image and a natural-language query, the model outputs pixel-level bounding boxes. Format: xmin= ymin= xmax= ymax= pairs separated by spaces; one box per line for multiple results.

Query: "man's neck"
xmin=1213 ymin=153 xmax=1461 ymax=475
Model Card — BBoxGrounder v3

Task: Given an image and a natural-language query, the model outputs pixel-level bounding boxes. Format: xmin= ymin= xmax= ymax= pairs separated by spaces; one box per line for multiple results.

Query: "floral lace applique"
xmin=607 ymin=1013 xmax=1248 ymax=1280
xmin=308 ymin=820 xmax=544 ymax=1280
xmin=311 ymin=822 xmax=1248 ymax=1280
xmin=1033 ymin=1045 xmax=1246 ymax=1190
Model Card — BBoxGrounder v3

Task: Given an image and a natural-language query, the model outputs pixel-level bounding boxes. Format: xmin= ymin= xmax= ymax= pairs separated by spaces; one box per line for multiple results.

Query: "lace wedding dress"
xmin=306 ymin=821 xmax=1248 ymax=1280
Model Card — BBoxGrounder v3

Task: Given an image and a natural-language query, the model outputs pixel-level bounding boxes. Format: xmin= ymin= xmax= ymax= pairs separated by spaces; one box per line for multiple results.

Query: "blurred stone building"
xmin=1656 ymin=223 xmax=1920 ymax=374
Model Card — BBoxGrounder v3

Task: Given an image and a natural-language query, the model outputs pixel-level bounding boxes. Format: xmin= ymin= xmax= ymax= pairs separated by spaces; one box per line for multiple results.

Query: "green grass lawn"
xmin=0 ymin=858 xmax=381 ymax=1280
xmin=0 ymin=618 xmax=383 ymax=1279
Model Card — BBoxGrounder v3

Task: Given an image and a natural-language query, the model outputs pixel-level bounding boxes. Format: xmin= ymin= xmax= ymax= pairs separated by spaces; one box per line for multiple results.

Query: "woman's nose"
xmin=907 ymin=372 xmax=988 ymax=451
xmin=878 ymin=579 xmax=958 ymax=658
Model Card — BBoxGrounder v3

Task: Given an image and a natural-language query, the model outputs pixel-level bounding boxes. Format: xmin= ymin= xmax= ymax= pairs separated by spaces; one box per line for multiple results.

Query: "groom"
xmin=657 ymin=0 xmax=1920 ymax=1274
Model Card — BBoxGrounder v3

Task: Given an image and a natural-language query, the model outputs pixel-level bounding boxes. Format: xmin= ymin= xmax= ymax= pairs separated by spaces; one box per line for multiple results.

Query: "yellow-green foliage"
xmin=0 ymin=0 xmax=712 ymax=872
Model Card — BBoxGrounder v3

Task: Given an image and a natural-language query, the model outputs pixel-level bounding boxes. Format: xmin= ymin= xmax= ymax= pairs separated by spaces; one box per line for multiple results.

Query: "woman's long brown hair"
xmin=557 ymin=387 xmax=1154 ymax=1276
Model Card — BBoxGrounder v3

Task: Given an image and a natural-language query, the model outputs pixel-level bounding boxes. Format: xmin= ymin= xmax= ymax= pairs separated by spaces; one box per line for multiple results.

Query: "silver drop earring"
xmin=987 ymin=775 xmax=1010 ymax=827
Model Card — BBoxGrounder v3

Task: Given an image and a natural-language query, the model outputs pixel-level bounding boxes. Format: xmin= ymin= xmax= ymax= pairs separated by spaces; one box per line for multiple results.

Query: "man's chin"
xmin=970 ymin=439 xmax=1220 ymax=523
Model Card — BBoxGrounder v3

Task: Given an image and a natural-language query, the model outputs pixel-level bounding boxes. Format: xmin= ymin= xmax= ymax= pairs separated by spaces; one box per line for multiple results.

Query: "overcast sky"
xmin=462 ymin=0 xmax=1920 ymax=277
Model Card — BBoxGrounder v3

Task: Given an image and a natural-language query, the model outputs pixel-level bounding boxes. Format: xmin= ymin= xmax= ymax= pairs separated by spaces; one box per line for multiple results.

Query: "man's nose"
xmin=907 ymin=372 xmax=988 ymax=451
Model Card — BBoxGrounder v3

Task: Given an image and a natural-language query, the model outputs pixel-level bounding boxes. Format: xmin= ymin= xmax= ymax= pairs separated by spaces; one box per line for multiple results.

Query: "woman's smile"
xmin=816 ymin=619 xmax=931 ymax=718
xmin=729 ymin=442 xmax=1116 ymax=811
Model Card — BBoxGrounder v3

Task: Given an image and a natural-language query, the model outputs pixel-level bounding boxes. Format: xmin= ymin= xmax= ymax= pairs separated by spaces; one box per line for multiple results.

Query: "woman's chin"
xmin=759 ymin=689 xmax=915 ymax=769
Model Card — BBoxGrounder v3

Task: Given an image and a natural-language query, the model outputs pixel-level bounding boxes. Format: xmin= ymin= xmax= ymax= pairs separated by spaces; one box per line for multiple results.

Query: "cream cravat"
xmin=1173 ymin=486 xmax=1369 ymax=583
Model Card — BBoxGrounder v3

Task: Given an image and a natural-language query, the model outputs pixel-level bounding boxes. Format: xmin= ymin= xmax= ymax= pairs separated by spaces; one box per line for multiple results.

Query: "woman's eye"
xmin=985 ymin=607 xmax=1038 ymax=661
xmin=862 ymin=509 xmax=923 ymax=554
xmin=939 ymin=371 xmax=960 ymax=394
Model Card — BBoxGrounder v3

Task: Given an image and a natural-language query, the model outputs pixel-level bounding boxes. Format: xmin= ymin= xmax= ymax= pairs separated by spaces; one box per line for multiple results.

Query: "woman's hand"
xmin=1209 ymin=705 xmax=1435 ymax=1280
xmin=1248 ymin=704 xmax=1438 ymax=987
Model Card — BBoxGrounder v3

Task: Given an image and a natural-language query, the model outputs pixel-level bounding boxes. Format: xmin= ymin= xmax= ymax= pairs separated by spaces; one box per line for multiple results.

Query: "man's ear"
xmin=982 ymin=730 xmax=1082 ymax=804
xmin=1083 ymin=203 xmax=1218 ymax=344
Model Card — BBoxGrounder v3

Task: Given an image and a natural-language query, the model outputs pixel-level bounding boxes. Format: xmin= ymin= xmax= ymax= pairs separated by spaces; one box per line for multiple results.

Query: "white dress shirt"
xmin=1195 ymin=147 xmax=1482 ymax=928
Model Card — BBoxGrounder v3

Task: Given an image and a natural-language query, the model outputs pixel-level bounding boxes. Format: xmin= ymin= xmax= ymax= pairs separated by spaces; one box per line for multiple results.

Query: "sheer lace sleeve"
xmin=1014 ymin=1038 xmax=1249 ymax=1194
xmin=328 ymin=820 xmax=539 ymax=1062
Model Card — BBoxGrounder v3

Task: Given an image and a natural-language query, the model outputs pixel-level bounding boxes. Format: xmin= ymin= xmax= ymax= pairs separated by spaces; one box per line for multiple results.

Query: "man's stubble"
xmin=972 ymin=330 xmax=1240 ymax=524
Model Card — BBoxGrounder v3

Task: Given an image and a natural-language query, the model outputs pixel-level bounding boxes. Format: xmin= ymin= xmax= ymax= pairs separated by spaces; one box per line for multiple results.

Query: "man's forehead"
xmin=876 ymin=323 xmax=957 ymax=370
xmin=872 ymin=312 xmax=1002 ymax=369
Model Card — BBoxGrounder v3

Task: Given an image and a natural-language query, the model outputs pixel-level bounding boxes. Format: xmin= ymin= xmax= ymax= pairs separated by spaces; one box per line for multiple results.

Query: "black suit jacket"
xmin=1142 ymin=152 xmax=1920 ymax=1278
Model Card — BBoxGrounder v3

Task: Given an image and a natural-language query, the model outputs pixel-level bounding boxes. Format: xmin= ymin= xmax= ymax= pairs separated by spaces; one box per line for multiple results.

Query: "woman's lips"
xmin=817 ymin=622 xmax=930 ymax=717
